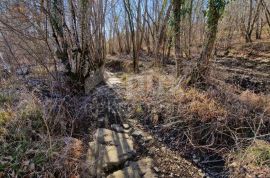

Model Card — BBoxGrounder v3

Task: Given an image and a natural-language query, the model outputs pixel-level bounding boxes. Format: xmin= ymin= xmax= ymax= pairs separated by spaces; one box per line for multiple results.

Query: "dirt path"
xmin=82 ymin=72 xmax=203 ymax=178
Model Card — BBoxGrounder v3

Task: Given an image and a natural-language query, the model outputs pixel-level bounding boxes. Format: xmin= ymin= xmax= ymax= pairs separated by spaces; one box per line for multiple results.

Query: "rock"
xmin=111 ymin=124 xmax=124 ymax=132
xmin=135 ymin=158 xmax=157 ymax=178
xmin=122 ymin=123 xmax=130 ymax=129
xmin=153 ymin=167 xmax=159 ymax=173
xmin=123 ymin=128 xmax=132 ymax=134
xmin=102 ymin=145 xmax=135 ymax=170
xmin=107 ymin=158 xmax=157 ymax=178
xmin=88 ymin=141 xmax=135 ymax=176
xmin=131 ymin=130 xmax=143 ymax=137
xmin=94 ymin=128 xmax=131 ymax=146
xmin=144 ymin=136 xmax=153 ymax=142
xmin=88 ymin=129 xmax=136 ymax=177
xmin=106 ymin=166 xmax=141 ymax=178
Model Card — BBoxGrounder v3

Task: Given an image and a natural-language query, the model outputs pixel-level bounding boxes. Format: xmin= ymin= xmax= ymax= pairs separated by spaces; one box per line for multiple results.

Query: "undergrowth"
xmin=123 ymin=69 xmax=270 ymax=173
xmin=228 ymin=140 xmax=270 ymax=177
xmin=0 ymin=86 xmax=82 ymax=177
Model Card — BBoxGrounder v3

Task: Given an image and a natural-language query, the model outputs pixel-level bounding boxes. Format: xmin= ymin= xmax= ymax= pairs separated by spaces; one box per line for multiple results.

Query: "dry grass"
xmin=228 ymin=140 xmax=270 ymax=178
xmin=0 ymin=76 xmax=83 ymax=177
xmin=124 ymin=70 xmax=227 ymax=123
xmin=181 ymin=88 xmax=228 ymax=122
xmin=123 ymin=69 xmax=269 ymax=153
xmin=239 ymin=90 xmax=270 ymax=115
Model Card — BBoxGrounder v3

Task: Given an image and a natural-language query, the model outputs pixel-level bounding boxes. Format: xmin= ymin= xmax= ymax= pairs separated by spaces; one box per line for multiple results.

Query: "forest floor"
xmin=0 ymin=40 xmax=270 ymax=178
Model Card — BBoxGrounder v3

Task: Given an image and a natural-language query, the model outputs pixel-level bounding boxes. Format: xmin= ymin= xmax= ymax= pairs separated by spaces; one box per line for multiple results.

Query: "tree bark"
xmin=186 ymin=0 xmax=224 ymax=85
xmin=123 ymin=0 xmax=139 ymax=73
xmin=173 ymin=0 xmax=183 ymax=77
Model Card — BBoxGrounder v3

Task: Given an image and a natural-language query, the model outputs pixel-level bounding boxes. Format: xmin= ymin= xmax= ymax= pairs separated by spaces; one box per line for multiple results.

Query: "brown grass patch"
xmin=239 ymin=90 xmax=270 ymax=115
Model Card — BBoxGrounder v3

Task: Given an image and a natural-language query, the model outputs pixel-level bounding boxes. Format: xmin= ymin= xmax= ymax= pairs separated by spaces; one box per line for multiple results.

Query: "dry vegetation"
xmin=0 ymin=0 xmax=270 ymax=177
xmin=111 ymin=49 xmax=270 ymax=176
xmin=0 ymin=73 xmax=85 ymax=177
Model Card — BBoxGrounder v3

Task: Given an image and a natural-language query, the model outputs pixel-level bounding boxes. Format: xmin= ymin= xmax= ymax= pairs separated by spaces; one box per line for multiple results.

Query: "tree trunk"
xmin=244 ymin=0 xmax=262 ymax=43
xmin=173 ymin=0 xmax=183 ymax=77
xmin=155 ymin=3 xmax=172 ymax=67
xmin=123 ymin=0 xmax=139 ymax=73
xmin=256 ymin=17 xmax=262 ymax=39
xmin=188 ymin=0 xmax=193 ymax=59
xmin=186 ymin=0 xmax=224 ymax=85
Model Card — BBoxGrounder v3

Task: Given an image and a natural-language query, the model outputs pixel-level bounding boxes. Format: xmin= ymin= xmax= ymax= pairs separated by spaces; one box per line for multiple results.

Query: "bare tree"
xmin=173 ymin=0 xmax=184 ymax=77
xmin=123 ymin=0 xmax=139 ymax=73
xmin=241 ymin=0 xmax=262 ymax=42
xmin=186 ymin=0 xmax=227 ymax=85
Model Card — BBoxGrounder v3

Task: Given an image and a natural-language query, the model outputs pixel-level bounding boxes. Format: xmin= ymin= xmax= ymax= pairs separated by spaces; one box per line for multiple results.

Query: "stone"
xmin=102 ymin=145 xmax=135 ymax=170
xmin=106 ymin=165 xmax=141 ymax=178
xmin=107 ymin=158 xmax=157 ymax=178
xmin=123 ymin=128 xmax=132 ymax=134
xmin=94 ymin=128 xmax=131 ymax=146
xmin=136 ymin=158 xmax=155 ymax=175
xmin=122 ymin=123 xmax=130 ymax=129
xmin=133 ymin=158 xmax=157 ymax=178
xmin=144 ymin=136 xmax=153 ymax=142
xmin=111 ymin=124 xmax=124 ymax=133
xmin=131 ymin=130 xmax=143 ymax=137
xmin=88 ymin=129 xmax=136 ymax=177
xmin=153 ymin=167 xmax=159 ymax=173
xmin=88 ymin=141 xmax=135 ymax=176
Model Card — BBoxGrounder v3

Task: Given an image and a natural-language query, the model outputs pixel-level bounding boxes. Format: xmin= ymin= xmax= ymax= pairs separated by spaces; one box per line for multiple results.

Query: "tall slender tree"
xmin=173 ymin=0 xmax=184 ymax=77
xmin=186 ymin=0 xmax=227 ymax=85
xmin=123 ymin=0 xmax=139 ymax=73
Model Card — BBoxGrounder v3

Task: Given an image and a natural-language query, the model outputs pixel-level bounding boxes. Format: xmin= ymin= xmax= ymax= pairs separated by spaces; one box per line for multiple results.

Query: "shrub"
xmin=183 ymin=88 xmax=228 ymax=121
